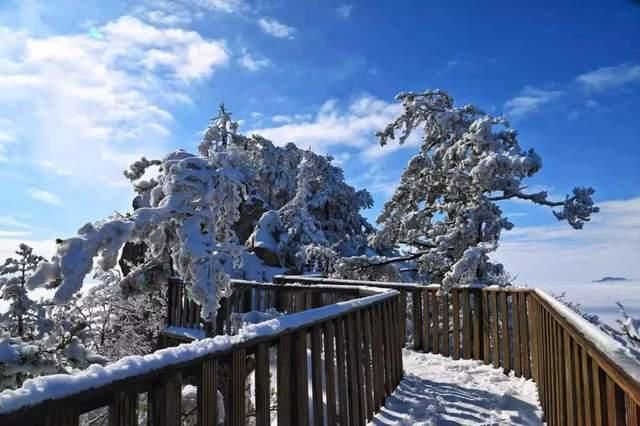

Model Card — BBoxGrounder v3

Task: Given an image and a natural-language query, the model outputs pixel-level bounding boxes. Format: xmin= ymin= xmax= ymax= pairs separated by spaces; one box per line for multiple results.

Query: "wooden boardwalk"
xmin=0 ymin=276 xmax=639 ymax=425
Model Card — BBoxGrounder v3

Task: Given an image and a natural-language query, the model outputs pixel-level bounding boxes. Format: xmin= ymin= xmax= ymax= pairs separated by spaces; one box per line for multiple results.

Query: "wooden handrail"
xmin=2 ymin=274 xmax=639 ymax=425
xmin=275 ymin=275 xmax=640 ymax=425
xmin=0 ymin=282 xmax=404 ymax=426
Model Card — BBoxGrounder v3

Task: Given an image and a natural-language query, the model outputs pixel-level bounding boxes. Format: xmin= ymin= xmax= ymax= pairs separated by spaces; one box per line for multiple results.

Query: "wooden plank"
xmin=230 ymin=349 xmax=246 ymax=426
xmin=372 ymin=305 xmax=385 ymax=411
xmin=148 ymin=371 xmax=181 ymax=426
xmin=593 ymin=362 xmax=604 ymax=426
xmin=277 ymin=334 xmax=292 ymax=426
xmin=461 ymin=289 xmax=472 ymax=360
xmin=382 ymin=302 xmax=393 ymax=395
xmin=519 ymin=292 xmax=531 ymax=378
xmin=491 ymin=291 xmax=500 ymax=369
xmin=346 ymin=314 xmax=362 ymax=426
xmin=573 ymin=342 xmax=584 ymax=426
xmin=556 ymin=322 xmax=565 ymax=424
xmin=335 ymin=317 xmax=350 ymax=425
xmin=500 ymin=291 xmax=511 ymax=373
xmin=607 ymin=376 xmax=626 ymax=426
xmin=564 ymin=330 xmax=576 ymax=426
xmin=441 ymin=293 xmax=449 ymax=357
xmin=362 ymin=309 xmax=375 ymax=421
xmin=198 ymin=358 xmax=219 ymax=426
xmin=472 ymin=290 xmax=483 ymax=361
xmin=355 ymin=312 xmax=367 ymax=423
xmin=324 ymin=321 xmax=338 ymax=425
xmin=45 ymin=405 xmax=79 ymax=426
xmin=255 ymin=345 xmax=270 ymax=426
xmin=432 ymin=291 xmax=440 ymax=354
xmin=400 ymin=290 xmax=407 ymax=345
xmin=452 ymin=289 xmax=460 ymax=360
xmin=392 ymin=297 xmax=404 ymax=384
xmin=512 ymin=293 xmax=522 ymax=377
xmin=413 ymin=290 xmax=423 ymax=351
xmin=626 ymin=393 xmax=639 ymax=426
xmin=581 ymin=348 xmax=593 ymax=426
xmin=482 ymin=290 xmax=490 ymax=364
xmin=311 ymin=326 xmax=325 ymax=426
xmin=422 ymin=289 xmax=430 ymax=353
xmin=109 ymin=389 xmax=137 ymax=426
xmin=294 ymin=330 xmax=310 ymax=426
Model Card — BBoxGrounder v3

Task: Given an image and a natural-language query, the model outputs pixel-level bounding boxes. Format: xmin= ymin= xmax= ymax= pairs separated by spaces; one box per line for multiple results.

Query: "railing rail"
xmin=0 ymin=282 xmax=403 ymax=426
xmin=165 ymin=278 xmax=365 ymax=340
xmin=275 ymin=275 xmax=640 ymax=425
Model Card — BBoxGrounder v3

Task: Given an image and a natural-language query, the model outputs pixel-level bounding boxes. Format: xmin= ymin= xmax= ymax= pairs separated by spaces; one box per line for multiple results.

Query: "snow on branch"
xmin=368 ymin=89 xmax=599 ymax=291
xmin=28 ymin=150 xmax=245 ymax=319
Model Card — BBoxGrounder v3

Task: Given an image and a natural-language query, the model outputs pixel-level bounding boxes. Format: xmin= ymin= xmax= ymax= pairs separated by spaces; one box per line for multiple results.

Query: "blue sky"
xmin=0 ymin=0 xmax=639 ymax=284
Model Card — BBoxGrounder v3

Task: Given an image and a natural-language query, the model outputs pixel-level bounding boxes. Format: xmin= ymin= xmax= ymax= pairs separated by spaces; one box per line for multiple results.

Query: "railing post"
xmin=452 ymin=289 xmax=460 ymax=360
xmin=44 ymin=405 xmax=78 ymax=426
xmin=277 ymin=334 xmax=293 ymax=426
xmin=148 ymin=371 xmax=181 ymax=426
xmin=198 ymin=358 xmax=219 ymax=426
xmin=255 ymin=345 xmax=270 ymax=426
xmin=412 ymin=290 xmax=423 ymax=351
xmin=421 ymin=289 xmax=430 ymax=352
xmin=109 ymin=389 xmax=137 ymax=426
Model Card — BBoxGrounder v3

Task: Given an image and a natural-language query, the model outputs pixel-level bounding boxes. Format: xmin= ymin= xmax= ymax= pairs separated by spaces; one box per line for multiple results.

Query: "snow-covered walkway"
xmin=370 ymin=350 xmax=543 ymax=425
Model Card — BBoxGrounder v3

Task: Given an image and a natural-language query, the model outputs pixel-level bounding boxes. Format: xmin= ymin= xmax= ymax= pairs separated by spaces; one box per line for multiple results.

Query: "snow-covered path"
xmin=370 ymin=350 xmax=543 ymax=425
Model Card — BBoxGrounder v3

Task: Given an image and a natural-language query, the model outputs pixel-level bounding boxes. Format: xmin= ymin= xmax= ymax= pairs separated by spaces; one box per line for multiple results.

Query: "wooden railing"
xmin=165 ymin=278 xmax=363 ymax=339
xmin=274 ymin=275 xmax=640 ymax=425
xmin=529 ymin=290 xmax=640 ymax=426
xmin=0 ymin=282 xmax=403 ymax=426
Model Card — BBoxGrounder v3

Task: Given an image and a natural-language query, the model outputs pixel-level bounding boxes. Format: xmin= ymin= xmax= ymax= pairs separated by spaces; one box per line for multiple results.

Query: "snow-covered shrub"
xmin=369 ymin=90 xmax=598 ymax=291
xmin=78 ymin=269 xmax=167 ymax=360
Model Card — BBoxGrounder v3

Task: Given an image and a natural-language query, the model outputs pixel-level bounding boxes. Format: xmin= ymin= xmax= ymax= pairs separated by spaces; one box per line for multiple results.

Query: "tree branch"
xmin=489 ymin=191 xmax=570 ymax=207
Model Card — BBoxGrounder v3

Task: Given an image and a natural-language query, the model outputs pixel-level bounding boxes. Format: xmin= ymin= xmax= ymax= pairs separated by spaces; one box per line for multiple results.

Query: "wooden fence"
xmin=275 ymin=275 xmax=640 ymax=426
xmin=165 ymin=278 xmax=364 ymax=340
xmin=0 ymin=282 xmax=403 ymax=426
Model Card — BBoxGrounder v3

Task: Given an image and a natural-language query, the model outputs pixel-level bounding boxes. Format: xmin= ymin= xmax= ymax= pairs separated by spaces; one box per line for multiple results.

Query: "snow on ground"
xmin=370 ymin=350 xmax=543 ymax=426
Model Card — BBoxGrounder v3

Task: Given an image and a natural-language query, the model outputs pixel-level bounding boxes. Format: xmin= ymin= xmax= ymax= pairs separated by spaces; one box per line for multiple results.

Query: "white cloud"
xmin=0 ymin=120 xmax=17 ymax=162
xmin=249 ymin=95 xmax=403 ymax=157
xmin=503 ymin=86 xmax=563 ymax=118
xmin=0 ymin=16 xmax=228 ymax=185
xmin=28 ymin=188 xmax=63 ymax=207
xmin=271 ymin=115 xmax=293 ymax=124
xmin=576 ymin=63 xmax=640 ymax=92
xmin=37 ymin=160 xmax=72 ymax=176
xmin=493 ymin=197 xmax=640 ymax=284
xmin=335 ymin=4 xmax=353 ymax=19
xmin=142 ymin=9 xmax=193 ymax=26
xmin=0 ymin=215 xmax=34 ymax=229
xmin=189 ymin=0 xmax=247 ymax=13
xmin=258 ymin=17 xmax=296 ymax=39
xmin=0 ymin=230 xmax=31 ymax=238
xmin=238 ymin=49 xmax=271 ymax=71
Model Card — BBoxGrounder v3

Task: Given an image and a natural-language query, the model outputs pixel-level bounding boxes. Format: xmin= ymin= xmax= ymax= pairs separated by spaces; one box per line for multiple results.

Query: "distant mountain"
xmin=592 ymin=276 xmax=628 ymax=283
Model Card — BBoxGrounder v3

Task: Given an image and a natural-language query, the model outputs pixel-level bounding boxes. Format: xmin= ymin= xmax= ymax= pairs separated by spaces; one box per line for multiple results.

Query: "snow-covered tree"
xmin=199 ymin=106 xmax=374 ymax=272
xmin=28 ymin=148 xmax=245 ymax=319
xmin=0 ymin=244 xmax=47 ymax=339
xmin=364 ymin=90 xmax=598 ymax=290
